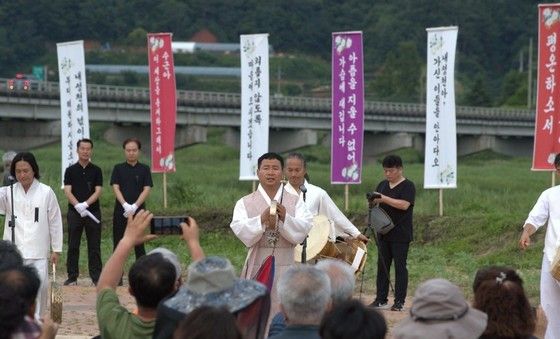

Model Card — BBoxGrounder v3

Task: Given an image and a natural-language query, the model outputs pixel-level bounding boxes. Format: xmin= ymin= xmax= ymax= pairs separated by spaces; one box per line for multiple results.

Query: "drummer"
xmin=284 ymin=152 xmax=368 ymax=244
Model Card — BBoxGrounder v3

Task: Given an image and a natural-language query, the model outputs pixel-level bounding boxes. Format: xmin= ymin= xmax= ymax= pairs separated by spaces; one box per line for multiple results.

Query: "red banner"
xmin=148 ymin=33 xmax=177 ymax=172
xmin=533 ymin=5 xmax=560 ymax=170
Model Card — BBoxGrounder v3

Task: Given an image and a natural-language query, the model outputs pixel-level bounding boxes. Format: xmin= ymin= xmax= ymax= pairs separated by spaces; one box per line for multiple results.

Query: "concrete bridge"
xmin=0 ymin=78 xmax=535 ymax=156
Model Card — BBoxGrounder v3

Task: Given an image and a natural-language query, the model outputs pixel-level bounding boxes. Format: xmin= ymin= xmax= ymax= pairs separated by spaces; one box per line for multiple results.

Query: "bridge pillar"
xmin=270 ymin=129 xmax=317 ymax=153
xmin=362 ymin=132 xmax=424 ymax=156
xmin=223 ymin=128 xmax=318 ymax=153
xmin=104 ymin=124 xmax=207 ymax=150
xmin=458 ymin=135 xmax=533 ymax=156
xmin=0 ymin=120 xmax=60 ymax=150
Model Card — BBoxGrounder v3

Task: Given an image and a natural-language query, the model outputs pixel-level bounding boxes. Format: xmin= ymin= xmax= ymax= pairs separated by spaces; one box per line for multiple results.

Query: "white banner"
xmin=57 ymin=40 xmax=90 ymax=187
xmin=239 ymin=34 xmax=270 ymax=180
xmin=424 ymin=27 xmax=458 ymax=189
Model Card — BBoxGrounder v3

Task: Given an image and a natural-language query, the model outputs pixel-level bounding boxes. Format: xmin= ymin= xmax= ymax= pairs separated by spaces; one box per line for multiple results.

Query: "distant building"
xmin=190 ymin=29 xmax=218 ymax=43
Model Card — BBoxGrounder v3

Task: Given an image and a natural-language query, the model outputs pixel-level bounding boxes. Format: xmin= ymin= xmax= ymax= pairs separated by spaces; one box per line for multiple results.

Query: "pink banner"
xmin=533 ymin=5 xmax=560 ymax=170
xmin=331 ymin=32 xmax=364 ymax=184
xmin=148 ymin=33 xmax=177 ymax=172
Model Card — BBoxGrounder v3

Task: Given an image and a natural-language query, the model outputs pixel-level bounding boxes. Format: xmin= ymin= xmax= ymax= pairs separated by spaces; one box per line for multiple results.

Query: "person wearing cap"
xmin=369 ymin=154 xmax=415 ymax=312
xmin=230 ymin=152 xmax=313 ymax=321
xmin=153 ymin=256 xmax=270 ymax=339
xmin=392 ymin=278 xmax=487 ymax=339
xmin=284 ymin=152 xmax=368 ymax=244
xmin=96 ymin=210 xmax=202 ymax=339
xmin=519 ymin=153 xmax=560 ymax=339
xmin=63 ymin=138 xmax=103 ymax=286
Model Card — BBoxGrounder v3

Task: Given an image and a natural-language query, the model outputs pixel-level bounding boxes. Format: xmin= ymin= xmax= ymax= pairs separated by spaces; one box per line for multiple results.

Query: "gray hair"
xmin=316 ymin=259 xmax=355 ymax=305
xmin=2 ymin=151 xmax=17 ymax=165
xmin=277 ymin=264 xmax=331 ymax=324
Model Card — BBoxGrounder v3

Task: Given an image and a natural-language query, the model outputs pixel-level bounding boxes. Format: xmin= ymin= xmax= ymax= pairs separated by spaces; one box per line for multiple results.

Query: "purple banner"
xmin=331 ymin=32 xmax=364 ymax=184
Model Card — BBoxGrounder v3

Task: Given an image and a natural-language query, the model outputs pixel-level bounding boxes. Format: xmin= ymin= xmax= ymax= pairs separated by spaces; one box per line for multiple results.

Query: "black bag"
xmin=370 ymin=205 xmax=395 ymax=235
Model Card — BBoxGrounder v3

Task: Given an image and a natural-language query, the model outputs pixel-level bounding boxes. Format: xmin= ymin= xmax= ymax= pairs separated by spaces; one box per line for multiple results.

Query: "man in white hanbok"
xmin=284 ymin=152 xmax=368 ymax=243
xmin=230 ymin=152 xmax=313 ymax=320
xmin=519 ymin=154 xmax=560 ymax=339
xmin=0 ymin=152 xmax=63 ymax=319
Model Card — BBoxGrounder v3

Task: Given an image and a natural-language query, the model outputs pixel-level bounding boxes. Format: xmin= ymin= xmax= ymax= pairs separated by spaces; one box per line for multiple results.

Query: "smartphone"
xmin=150 ymin=216 xmax=188 ymax=235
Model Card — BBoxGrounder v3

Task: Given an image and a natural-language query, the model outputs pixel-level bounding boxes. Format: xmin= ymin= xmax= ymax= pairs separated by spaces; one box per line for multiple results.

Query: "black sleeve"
xmin=144 ymin=165 xmax=154 ymax=187
xmin=109 ymin=165 xmax=119 ymax=186
xmin=401 ymin=180 xmax=416 ymax=205
xmin=94 ymin=166 xmax=103 ymax=187
xmin=63 ymin=166 xmax=72 ymax=186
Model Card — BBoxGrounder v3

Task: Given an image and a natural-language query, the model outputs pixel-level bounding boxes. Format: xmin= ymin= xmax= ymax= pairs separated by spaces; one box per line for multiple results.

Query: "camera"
xmin=150 ymin=216 xmax=188 ymax=235
xmin=366 ymin=192 xmax=382 ymax=200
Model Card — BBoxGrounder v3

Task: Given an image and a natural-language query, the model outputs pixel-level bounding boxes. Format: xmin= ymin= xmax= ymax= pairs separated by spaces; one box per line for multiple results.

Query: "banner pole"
xmin=163 ymin=172 xmax=168 ymax=209
xmin=345 ymin=184 xmax=349 ymax=212
xmin=552 ymin=171 xmax=556 ymax=187
xmin=252 ymin=180 xmax=256 ymax=192
xmin=439 ymin=188 xmax=443 ymax=216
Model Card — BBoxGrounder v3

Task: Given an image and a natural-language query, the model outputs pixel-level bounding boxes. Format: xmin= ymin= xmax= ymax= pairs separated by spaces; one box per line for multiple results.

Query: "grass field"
xmin=0 ymin=124 xmax=551 ymax=304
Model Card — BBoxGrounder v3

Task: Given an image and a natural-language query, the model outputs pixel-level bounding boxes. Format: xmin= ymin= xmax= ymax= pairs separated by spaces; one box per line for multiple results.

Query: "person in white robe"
xmin=519 ymin=154 xmax=560 ymax=339
xmin=230 ymin=152 xmax=313 ymax=321
xmin=0 ymin=152 xmax=63 ymax=319
xmin=284 ymin=152 xmax=368 ymax=243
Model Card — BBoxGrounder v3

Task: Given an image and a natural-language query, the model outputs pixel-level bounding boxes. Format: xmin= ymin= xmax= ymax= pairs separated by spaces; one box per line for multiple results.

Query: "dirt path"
xmin=56 ymin=279 xmax=135 ymax=337
xmin=55 ymin=279 xmax=409 ymax=338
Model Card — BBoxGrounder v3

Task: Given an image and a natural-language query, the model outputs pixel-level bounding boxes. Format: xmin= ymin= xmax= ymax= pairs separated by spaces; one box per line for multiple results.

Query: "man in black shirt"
xmin=369 ymin=155 xmax=415 ymax=312
xmin=63 ymin=138 xmax=103 ymax=286
xmin=110 ymin=137 xmax=153 ymax=260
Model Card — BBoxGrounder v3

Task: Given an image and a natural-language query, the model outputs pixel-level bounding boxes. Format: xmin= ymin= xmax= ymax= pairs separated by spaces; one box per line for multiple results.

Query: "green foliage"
xmin=0 ymin=127 xmax=549 ymax=303
xmin=0 ymin=0 xmax=543 ymax=106
xmin=370 ymin=41 xmax=422 ymax=102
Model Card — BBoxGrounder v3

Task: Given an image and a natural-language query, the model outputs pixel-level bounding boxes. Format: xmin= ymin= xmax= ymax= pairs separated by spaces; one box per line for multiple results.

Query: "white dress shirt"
xmin=286 ymin=180 xmax=361 ymax=238
xmin=0 ymin=179 xmax=63 ymax=259
xmin=525 ymin=184 xmax=560 ymax=263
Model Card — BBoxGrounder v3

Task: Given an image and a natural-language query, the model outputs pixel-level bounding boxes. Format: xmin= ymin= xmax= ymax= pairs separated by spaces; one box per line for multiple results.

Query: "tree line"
xmin=0 ymin=0 xmax=540 ymax=107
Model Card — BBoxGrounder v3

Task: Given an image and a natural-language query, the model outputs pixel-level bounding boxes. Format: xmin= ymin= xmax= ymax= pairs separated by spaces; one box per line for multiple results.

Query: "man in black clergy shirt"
xmin=110 ymin=137 xmax=153 ymax=260
xmin=64 ymin=138 xmax=103 ymax=286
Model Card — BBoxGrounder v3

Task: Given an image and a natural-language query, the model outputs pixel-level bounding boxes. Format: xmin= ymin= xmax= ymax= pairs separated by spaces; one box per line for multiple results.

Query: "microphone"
xmin=7 ymin=175 xmax=15 ymax=184
xmin=299 ymin=184 xmax=307 ymax=194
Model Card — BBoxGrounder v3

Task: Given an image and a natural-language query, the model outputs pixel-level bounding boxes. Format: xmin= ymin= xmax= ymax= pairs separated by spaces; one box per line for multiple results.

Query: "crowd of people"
xmin=0 ymin=146 xmax=553 ymax=338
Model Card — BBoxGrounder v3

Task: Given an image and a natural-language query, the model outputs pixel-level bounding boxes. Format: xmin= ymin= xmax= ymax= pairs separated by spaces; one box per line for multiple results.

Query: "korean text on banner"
xmin=533 ymin=5 xmax=560 ymax=170
xmin=239 ymin=34 xmax=270 ymax=180
xmin=331 ymin=32 xmax=364 ymax=184
xmin=57 ymin=40 xmax=90 ymax=187
xmin=148 ymin=33 xmax=177 ymax=173
xmin=424 ymin=27 xmax=458 ymax=189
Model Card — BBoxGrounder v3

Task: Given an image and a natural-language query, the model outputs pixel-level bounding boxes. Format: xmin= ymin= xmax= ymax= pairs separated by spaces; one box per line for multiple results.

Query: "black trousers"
xmin=112 ymin=209 xmax=145 ymax=259
xmin=375 ymin=239 xmax=410 ymax=303
xmin=66 ymin=209 xmax=102 ymax=282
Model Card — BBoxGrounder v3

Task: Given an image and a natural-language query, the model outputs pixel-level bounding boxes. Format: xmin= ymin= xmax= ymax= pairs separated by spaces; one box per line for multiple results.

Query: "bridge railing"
xmin=0 ymin=77 xmax=535 ymax=121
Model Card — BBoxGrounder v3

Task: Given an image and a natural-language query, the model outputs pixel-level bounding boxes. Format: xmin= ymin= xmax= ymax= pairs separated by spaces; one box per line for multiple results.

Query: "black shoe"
xmin=63 ymin=278 xmax=77 ymax=286
xmin=391 ymin=301 xmax=405 ymax=311
xmin=369 ymin=300 xmax=389 ymax=309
